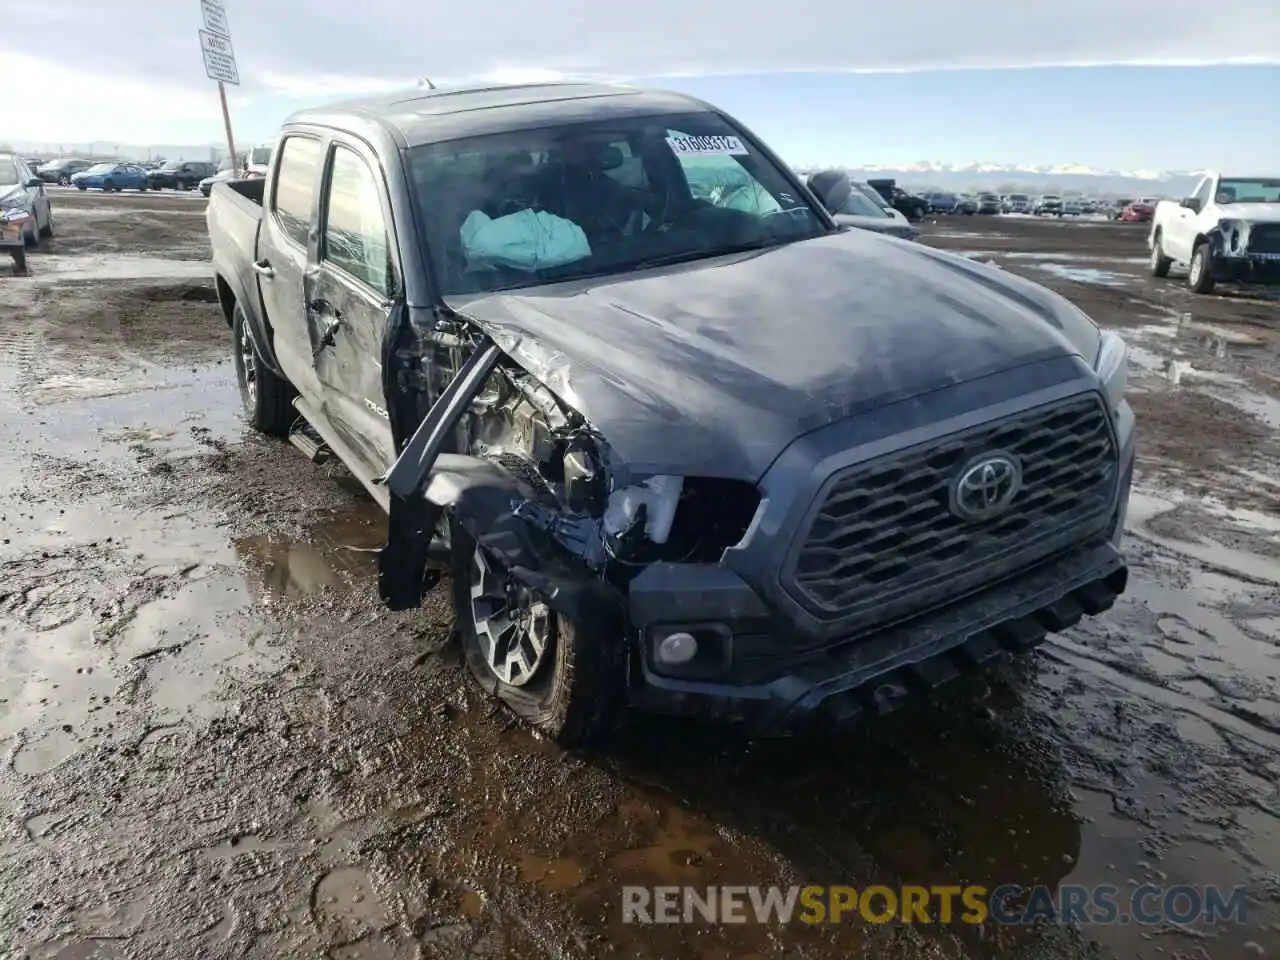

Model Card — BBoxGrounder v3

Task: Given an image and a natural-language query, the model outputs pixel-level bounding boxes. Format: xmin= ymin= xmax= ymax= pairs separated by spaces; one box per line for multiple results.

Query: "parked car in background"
xmin=199 ymin=167 xmax=241 ymax=197
xmin=206 ymin=82 xmax=1133 ymax=745
xmin=1148 ymin=172 xmax=1280 ymax=293
xmin=1119 ymin=201 xmax=1155 ymax=223
xmin=147 ymin=160 xmax=218 ymax=191
xmin=1003 ymin=194 xmax=1032 ymax=214
xmin=954 ymin=194 xmax=978 ymax=215
xmin=1063 ymin=199 xmax=1084 ymax=216
xmin=1035 ymin=195 xmax=1064 ymax=216
xmin=866 ymin=179 xmax=930 ymax=220
xmin=1110 ymin=199 xmax=1134 ymax=220
xmin=977 ymin=193 xmax=1002 ymax=214
xmin=925 ymin=191 xmax=958 ymax=214
xmin=806 ymin=173 xmax=920 ymax=240
xmin=36 ymin=157 xmax=92 ymax=185
xmin=1 ymin=154 xmax=55 ymax=273
xmin=848 ymin=181 xmax=914 ymax=228
xmin=71 ymin=162 xmax=149 ymax=192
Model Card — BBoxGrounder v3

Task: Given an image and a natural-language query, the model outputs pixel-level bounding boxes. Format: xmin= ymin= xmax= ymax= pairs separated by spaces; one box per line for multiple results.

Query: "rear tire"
xmin=451 ymin=519 xmax=622 ymax=747
xmin=58 ymin=175 xmax=70 ymax=186
xmin=1188 ymin=243 xmax=1216 ymax=294
xmin=1149 ymin=230 xmax=1172 ymax=277
xmin=231 ymin=302 xmax=295 ymax=436
xmin=103 ymin=179 xmax=115 ymax=192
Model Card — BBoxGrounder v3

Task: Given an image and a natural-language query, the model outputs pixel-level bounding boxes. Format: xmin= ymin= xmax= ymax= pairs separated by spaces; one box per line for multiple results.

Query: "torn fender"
xmin=423 ymin=454 xmax=625 ymax=631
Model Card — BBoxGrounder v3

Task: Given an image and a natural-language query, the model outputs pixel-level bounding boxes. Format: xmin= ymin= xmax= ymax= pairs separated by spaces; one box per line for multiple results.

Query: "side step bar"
xmin=288 ymin=426 xmax=329 ymax=463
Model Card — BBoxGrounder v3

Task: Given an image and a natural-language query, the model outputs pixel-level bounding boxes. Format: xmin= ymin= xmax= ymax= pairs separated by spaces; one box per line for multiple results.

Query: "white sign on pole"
xmin=199 ymin=29 xmax=239 ymax=85
xmin=200 ymin=0 xmax=231 ymax=38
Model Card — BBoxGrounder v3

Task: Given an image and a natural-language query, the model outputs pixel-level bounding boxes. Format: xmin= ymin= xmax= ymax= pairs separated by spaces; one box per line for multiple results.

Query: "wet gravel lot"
xmin=1 ymin=191 xmax=1278 ymax=959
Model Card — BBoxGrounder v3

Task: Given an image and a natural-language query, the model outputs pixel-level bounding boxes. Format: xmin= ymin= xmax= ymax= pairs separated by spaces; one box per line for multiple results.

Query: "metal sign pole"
xmin=217 ymin=81 xmax=238 ymax=171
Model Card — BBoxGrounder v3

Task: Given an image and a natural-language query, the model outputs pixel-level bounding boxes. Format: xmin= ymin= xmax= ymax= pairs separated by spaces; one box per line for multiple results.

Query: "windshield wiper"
xmin=630 ymin=237 xmax=792 ymax=272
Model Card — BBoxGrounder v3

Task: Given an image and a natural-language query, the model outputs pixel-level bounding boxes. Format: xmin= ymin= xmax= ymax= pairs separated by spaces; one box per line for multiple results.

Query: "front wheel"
xmin=451 ymin=521 xmax=621 ymax=746
xmin=58 ymin=175 xmax=70 ymax=186
xmin=231 ymin=303 xmax=295 ymax=436
xmin=10 ymin=247 xmax=26 ymax=274
xmin=1149 ymin=230 xmax=1172 ymax=277
xmin=1188 ymin=243 xmax=1216 ymax=294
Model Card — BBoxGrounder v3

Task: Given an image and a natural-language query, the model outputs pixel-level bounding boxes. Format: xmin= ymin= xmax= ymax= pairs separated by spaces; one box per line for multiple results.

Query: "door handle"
xmin=252 ymin=259 xmax=274 ymax=279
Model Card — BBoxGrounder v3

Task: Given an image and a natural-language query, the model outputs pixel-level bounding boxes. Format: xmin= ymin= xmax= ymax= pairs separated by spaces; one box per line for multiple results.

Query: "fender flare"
xmin=214 ymin=269 xmax=286 ymax=377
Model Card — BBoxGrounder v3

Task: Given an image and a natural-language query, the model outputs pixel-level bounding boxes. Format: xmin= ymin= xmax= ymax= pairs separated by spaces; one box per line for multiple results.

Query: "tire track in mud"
xmin=0 ymin=282 xmax=50 ymax=414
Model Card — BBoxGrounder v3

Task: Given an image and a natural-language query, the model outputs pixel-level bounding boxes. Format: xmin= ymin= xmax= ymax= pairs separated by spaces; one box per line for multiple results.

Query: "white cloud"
xmin=4 ymin=0 xmax=1278 ymax=141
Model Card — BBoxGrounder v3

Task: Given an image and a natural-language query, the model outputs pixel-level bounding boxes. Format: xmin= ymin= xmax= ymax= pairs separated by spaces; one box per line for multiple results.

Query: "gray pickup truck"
xmin=206 ymin=82 xmax=1135 ymax=745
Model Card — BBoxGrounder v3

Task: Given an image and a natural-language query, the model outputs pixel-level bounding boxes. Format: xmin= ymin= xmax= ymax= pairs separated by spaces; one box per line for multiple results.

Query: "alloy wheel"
xmin=469 ymin=547 xmax=553 ymax=687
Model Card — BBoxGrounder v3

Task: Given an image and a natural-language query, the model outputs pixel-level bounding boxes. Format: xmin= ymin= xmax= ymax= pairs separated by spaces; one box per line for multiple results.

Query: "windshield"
xmin=248 ymin=146 xmax=273 ymax=166
xmin=87 ymin=163 xmax=115 ymax=174
xmin=1010 ymin=194 xmax=1029 ymax=201
xmin=839 ymin=187 xmax=890 ymax=218
xmin=160 ymin=161 xmax=184 ymax=171
xmin=406 ymin=111 xmax=829 ymax=296
xmin=1216 ymin=178 xmax=1280 ymax=203
xmin=851 ymin=182 xmax=892 ymax=209
xmin=0 ymin=160 xmax=20 ymax=186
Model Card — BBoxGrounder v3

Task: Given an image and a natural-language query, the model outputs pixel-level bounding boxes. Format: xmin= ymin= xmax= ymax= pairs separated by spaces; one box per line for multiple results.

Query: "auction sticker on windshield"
xmin=666 ymin=135 xmax=749 ymax=156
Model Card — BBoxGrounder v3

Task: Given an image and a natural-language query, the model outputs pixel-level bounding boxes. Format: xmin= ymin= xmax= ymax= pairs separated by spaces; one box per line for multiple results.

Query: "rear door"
xmin=305 ymin=136 xmax=400 ymax=472
xmin=256 ymin=131 xmax=325 ymax=401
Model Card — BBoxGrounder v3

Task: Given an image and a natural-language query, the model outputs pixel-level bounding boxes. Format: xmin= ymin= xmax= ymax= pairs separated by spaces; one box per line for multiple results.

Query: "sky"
xmin=5 ymin=0 xmax=1279 ymax=171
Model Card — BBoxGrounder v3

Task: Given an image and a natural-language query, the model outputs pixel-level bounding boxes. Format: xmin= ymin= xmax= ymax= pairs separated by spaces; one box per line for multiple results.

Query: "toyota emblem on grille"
xmin=951 ymin=453 xmax=1022 ymax=521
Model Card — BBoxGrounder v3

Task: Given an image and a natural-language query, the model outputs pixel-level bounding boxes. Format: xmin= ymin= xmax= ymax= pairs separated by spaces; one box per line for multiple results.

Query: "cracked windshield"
xmin=2 ymin=2 xmax=1278 ymax=959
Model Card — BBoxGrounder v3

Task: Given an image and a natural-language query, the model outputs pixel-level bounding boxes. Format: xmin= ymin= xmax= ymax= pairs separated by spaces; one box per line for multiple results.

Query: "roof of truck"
xmin=283 ymin=82 xmax=713 ymax=147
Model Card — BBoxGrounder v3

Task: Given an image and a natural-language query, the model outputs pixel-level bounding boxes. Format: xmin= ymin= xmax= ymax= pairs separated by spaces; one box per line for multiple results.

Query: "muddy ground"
xmin=1 ymin=191 xmax=1277 ymax=960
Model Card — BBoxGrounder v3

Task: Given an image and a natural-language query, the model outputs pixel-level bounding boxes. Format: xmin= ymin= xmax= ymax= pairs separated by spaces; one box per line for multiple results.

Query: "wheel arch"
xmin=213 ymin=269 xmax=285 ymax=376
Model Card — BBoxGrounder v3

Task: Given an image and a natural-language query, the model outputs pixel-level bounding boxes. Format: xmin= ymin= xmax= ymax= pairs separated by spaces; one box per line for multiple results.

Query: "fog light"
xmin=655 ymin=631 xmax=698 ymax=665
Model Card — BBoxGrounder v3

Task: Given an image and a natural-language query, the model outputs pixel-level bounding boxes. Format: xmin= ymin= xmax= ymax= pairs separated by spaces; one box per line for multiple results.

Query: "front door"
xmin=307 ymin=138 xmax=400 ymax=473
xmin=256 ymin=133 xmax=324 ymax=401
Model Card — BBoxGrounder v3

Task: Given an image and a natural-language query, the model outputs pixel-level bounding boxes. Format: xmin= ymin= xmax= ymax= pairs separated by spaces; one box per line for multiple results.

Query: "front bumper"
xmin=624 ymin=369 xmax=1136 ymax=731
xmin=1216 ymin=252 xmax=1280 ymax=285
xmin=0 ymin=215 xmax=30 ymax=249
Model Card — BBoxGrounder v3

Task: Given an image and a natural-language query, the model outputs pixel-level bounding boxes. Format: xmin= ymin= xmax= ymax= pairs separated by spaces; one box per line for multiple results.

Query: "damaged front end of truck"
xmin=374 ymin=301 xmax=762 ymax=728
xmin=1202 ymin=218 xmax=1280 ymax=285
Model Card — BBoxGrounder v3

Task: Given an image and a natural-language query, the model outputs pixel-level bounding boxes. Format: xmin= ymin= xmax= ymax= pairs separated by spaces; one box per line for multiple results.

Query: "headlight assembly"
xmin=1095 ymin=330 xmax=1128 ymax=413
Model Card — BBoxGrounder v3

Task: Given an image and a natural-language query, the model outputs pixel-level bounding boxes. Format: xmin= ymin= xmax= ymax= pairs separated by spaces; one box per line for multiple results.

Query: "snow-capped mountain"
xmin=806 ymin=160 xmax=1206 ymax=196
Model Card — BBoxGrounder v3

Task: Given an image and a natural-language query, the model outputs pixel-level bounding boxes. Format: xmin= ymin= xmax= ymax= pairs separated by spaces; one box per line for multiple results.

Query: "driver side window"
xmin=665 ymin=129 xmax=781 ymax=215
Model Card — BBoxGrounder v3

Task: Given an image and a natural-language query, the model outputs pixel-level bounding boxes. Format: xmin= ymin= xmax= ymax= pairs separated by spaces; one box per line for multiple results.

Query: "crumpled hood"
xmin=452 ymin=229 xmax=1099 ymax=482
xmin=1218 ymin=204 xmax=1280 ymax=224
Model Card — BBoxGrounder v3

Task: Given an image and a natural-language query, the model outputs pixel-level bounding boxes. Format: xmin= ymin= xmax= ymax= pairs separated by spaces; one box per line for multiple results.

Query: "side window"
xmin=665 ymin=129 xmax=781 ymax=215
xmin=272 ymin=136 xmax=321 ymax=248
xmin=321 ymin=145 xmax=392 ymax=296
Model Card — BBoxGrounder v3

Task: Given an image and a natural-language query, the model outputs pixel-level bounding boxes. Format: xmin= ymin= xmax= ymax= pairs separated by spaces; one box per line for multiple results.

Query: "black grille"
xmin=1248 ymin=224 xmax=1280 ymax=255
xmin=787 ymin=393 xmax=1117 ymax=619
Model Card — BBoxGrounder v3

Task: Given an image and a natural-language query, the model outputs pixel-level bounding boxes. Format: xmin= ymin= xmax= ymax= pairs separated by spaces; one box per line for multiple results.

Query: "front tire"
xmin=39 ymin=209 xmax=54 ymax=240
xmin=11 ymin=247 xmax=27 ymax=274
xmin=1188 ymin=243 xmax=1216 ymax=294
xmin=451 ymin=520 xmax=621 ymax=746
xmin=1149 ymin=230 xmax=1172 ymax=277
xmin=58 ymin=175 xmax=70 ymax=186
xmin=231 ymin=303 xmax=294 ymax=436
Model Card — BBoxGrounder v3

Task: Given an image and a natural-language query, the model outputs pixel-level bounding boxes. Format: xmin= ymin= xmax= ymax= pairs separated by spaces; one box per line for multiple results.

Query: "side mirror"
xmin=24 ymin=177 xmax=42 ymax=188
xmin=806 ymin=169 xmax=851 ymax=216
xmin=1180 ymin=197 xmax=1201 ymax=213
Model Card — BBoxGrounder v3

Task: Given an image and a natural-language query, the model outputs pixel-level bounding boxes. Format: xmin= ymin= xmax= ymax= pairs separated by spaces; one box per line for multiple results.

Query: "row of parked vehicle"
xmin=29 ymin=146 xmax=276 ymax=195
xmin=920 ymin=191 xmax=1146 ymax=217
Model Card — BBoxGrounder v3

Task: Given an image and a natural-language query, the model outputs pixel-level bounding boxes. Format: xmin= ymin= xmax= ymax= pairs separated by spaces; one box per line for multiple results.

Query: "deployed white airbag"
xmin=460 ymin=209 xmax=591 ymax=272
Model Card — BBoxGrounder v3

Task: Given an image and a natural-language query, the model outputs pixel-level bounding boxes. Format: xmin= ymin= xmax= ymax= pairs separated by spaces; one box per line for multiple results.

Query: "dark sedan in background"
xmin=36 ymin=158 xmax=93 ymax=185
xmin=147 ymin=160 xmax=218 ymax=191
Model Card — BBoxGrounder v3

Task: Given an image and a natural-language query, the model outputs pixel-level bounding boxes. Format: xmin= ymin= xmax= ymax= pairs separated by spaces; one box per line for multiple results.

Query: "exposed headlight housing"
xmin=1095 ymin=330 xmax=1128 ymax=413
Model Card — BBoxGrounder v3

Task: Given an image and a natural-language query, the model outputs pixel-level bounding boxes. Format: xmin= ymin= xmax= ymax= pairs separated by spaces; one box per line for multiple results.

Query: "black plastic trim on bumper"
xmin=629 ymin=541 xmax=1127 ymax=731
